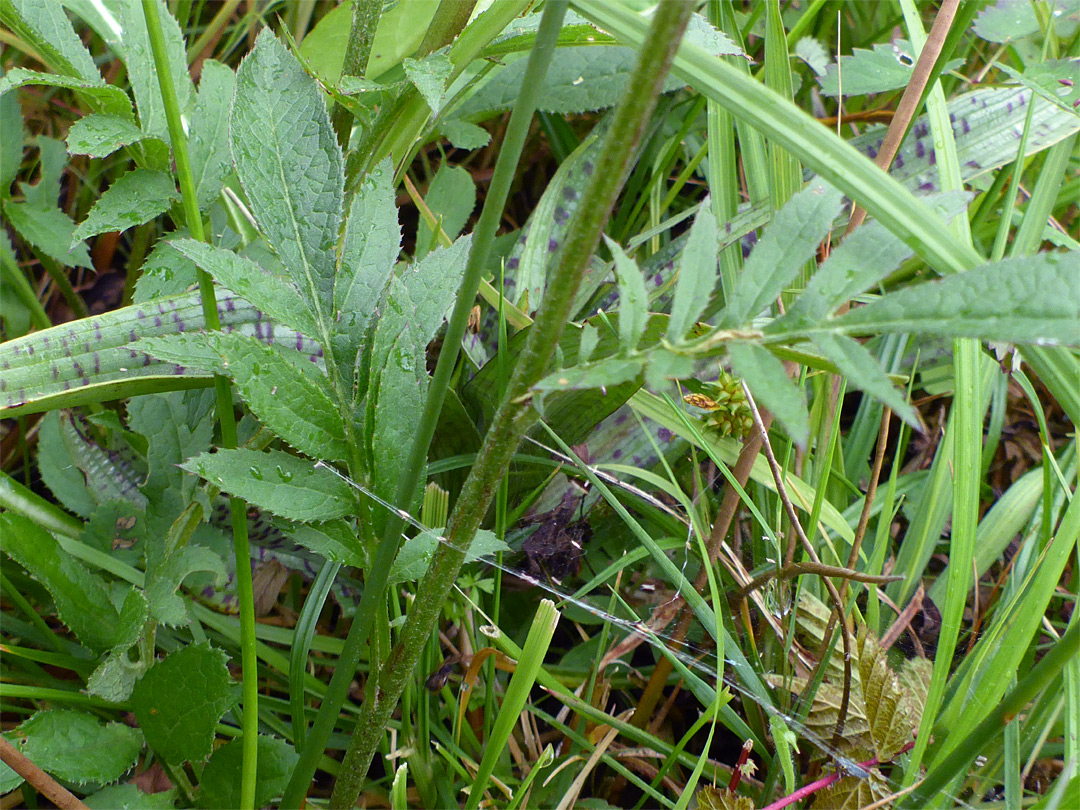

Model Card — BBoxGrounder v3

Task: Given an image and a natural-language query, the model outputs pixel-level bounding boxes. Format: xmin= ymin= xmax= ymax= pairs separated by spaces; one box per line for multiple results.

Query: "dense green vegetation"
xmin=1 ymin=1 xmax=1077 ymax=808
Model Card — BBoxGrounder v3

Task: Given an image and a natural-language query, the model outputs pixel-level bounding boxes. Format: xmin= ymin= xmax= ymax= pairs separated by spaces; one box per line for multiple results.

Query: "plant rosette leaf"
xmin=13 ymin=709 xmax=143 ymax=785
xmin=180 ymin=448 xmax=357 ymax=522
xmin=197 ymin=735 xmax=298 ymax=809
xmin=84 ymin=784 xmax=178 ymax=809
xmin=3 ymin=200 xmax=95 ymax=269
xmin=390 ymin=528 xmax=509 ymax=584
xmin=130 ymin=642 xmax=233 ymax=765
xmin=71 ymin=168 xmax=179 ymax=245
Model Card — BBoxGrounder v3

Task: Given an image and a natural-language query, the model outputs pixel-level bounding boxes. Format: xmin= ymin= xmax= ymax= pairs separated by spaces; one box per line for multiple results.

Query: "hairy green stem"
xmin=415 ymin=0 xmax=477 ymax=58
xmin=280 ymin=3 xmax=569 ymax=806
xmin=330 ymin=0 xmax=382 ymax=150
xmin=327 ymin=4 xmax=693 ymax=805
xmin=140 ymin=2 xmax=257 ymax=807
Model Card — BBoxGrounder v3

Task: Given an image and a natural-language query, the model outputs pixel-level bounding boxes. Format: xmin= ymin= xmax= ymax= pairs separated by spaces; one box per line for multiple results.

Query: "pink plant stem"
xmin=761 ymin=743 xmax=916 ymax=810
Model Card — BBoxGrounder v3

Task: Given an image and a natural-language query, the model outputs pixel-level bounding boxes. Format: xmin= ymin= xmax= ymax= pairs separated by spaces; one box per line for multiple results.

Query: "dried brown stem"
xmin=0 ymin=737 xmax=89 ymax=810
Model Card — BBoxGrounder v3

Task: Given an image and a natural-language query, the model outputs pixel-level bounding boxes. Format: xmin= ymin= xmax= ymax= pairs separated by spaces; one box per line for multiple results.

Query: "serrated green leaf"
xmin=683 ymin=13 xmax=742 ymax=58
xmin=973 ymin=0 xmax=1075 ymax=43
xmin=417 ymin=163 xmax=475 ymax=259
xmin=0 ymin=512 xmax=126 ymax=652
xmin=456 ymin=47 xmax=684 ymax=120
xmin=146 ymin=543 xmax=226 ymax=626
xmin=403 ymin=50 xmax=453 ymax=115
xmin=779 ymin=219 xmax=913 ymax=327
xmin=231 ymin=29 xmax=343 ymax=329
xmin=181 ymin=448 xmax=356 ymax=521
xmin=810 ymin=768 xmax=890 ymax=809
xmin=197 ymin=735 xmax=298 ymax=810
xmin=280 ymin=519 xmax=365 ymax=567
xmin=534 ymin=356 xmax=645 ymax=393
xmin=0 ymin=68 xmax=134 ymax=120
xmin=188 ymin=60 xmax=236 ymax=209
xmin=400 ymin=233 xmax=471 ymax=347
xmin=66 ymin=113 xmax=152 ymax=159
xmin=1 ymin=0 xmax=101 ymax=82
xmin=724 ymin=181 xmax=842 ymax=328
xmin=643 ymin=348 xmax=696 ymax=393
xmin=857 ymin=627 xmax=914 ymax=762
xmin=84 ymin=784 xmax=178 ymax=809
xmin=117 ymin=0 xmax=193 ymax=141
xmin=0 ymin=89 xmax=21 ymax=191
xmin=140 ymin=333 xmax=348 ymax=460
xmin=4 ymin=200 xmax=94 ymax=268
xmin=333 ymin=158 xmax=400 ymax=379
xmin=131 ymin=642 xmax=232 ymax=764
xmin=832 ymin=251 xmax=1080 ymax=346
xmin=16 ymin=709 xmax=142 ymax=785
xmin=72 ymin=169 xmax=179 ymax=245
xmin=667 ymin=201 xmax=718 ymax=341
xmin=36 ymin=411 xmax=97 ymax=517
xmin=819 ymin=42 xmax=917 ymax=97
xmin=166 ymin=239 xmax=320 ymax=338
xmin=727 ymin=343 xmax=809 ymax=447
xmin=604 ymin=235 xmax=648 ymax=355
xmin=19 ymin=135 xmax=66 ymax=209
xmin=795 ymin=36 xmax=829 ymax=77
xmin=812 ymin=334 xmax=920 ymax=429
xmin=133 ymin=238 xmax=198 ymax=301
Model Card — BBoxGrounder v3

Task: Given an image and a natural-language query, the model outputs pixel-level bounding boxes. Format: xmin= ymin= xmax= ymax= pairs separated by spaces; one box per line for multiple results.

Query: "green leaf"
xmin=390 ymin=528 xmax=508 ymax=584
xmin=400 ymin=233 xmax=471 ymax=347
xmin=858 ymin=628 xmax=917 ymax=762
xmin=973 ymin=0 xmax=1073 ymax=43
xmin=35 ymin=412 xmax=97 ymax=517
xmin=333 ymin=158 xmax=400 ymax=378
xmin=66 ymin=113 xmax=154 ymax=159
xmin=166 ymin=239 xmax=320 ymax=338
xmin=439 ymin=119 xmax=491 ymax=150
xmin=819 ymin=42 xmax=919 ymax=97
xmin=416 ymin=163 xmax=476 ymax=259
xmin=727 ymin=343 xmax=808 ymax=447
xmin=140 ymin=333 xmax=348 ymax=461
xmin=188 ymin=60 xmax=236 ymax=209
xmin=197 ymin=735 xmax=298 ymax=810
xmin=131 ymin=642 xmax=233 ymax=764
xmin=999 ymin=59 xmax=1080 ymax=119
xmin=778 ymin=219 xmax=913 ymax=328
xmin=181 ymin=448 xmax=356 ymax=522
xmin=84 ymin=784 xmax=178 ymax=809
xmin=4 ymin=200 xmax=94 ymax=268
xmin=19 ymin=135 xmax=66 ymax=209
xmin=666 ymin=201 xmax=718 ymax=341
xmin=534 ymin=356 xmax=645 ymax=393
xmin=117 ymin=0 xmax=193 ymax=141
xmin=72 ymin=168 xmax=179 ymax=245
xmin=794 ymin=36 xmax=829 ymax=77
xmin=0 ymin=89 xmax=22 ymax=191
xmin=231 ymin=29 xmax=344 ymax=329
xmin=0 ymin=512 xmax=127 ymax=652
xmin=683 ymin=13 xmax=742 ymax=58
xmin=812 ymin=333 xmax=920 ymax=429
xmin=16 ymin=709 xmax=143 ymax=785
xmin=146 ymin=543 xmax=226 ymax=627
xmin=1 ymin=0 xmax=101 ymax=82
xmin=604 ymin=235 xmax=648 ymax=355
xmin=280 ymin=519 xmax=365 ymax=567
xmin=723 ymin=180 xmax=842 ymax=328
xmin=0 ymin=68 xmax=134 ymax=120
xmin=832 ymin=252 xmax=1080 ymax=346
xmin=403 ymin=50 xmax=453 ymax=115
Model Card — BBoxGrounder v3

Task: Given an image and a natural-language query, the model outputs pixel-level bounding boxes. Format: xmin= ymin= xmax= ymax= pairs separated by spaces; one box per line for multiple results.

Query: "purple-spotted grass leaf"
xmin=230 ymin=29 xmax=343 ymax=340
xmin=723 ymin=180 xmax=842 ymax=329
xmin=332 ymin=158 xmax=400 ymax=384
xmin=140 ymin=333 xmax=347 ymax=461
xmin=999 ymin=59 xmax=1080 ymax=119
xmin=4 ymin=200 xmax=94 ymax=269
xmin=65 ymin=113 xmax=158 ymax=160
xmin=1 ymin=0 xmax=101 ymax=83
xmin=0 ymin=512 xmax=133 ymax=652
xmin=71 ymin=168 xmax=179 ymax=246
xmin=727 ymin=342 xmax=809 ymax=448
xmin=416 ymin=162 xmax=476 ymax=260
xmin=0 ymin=289 xmax=321 ymax=417
xmin=189 ymin=60 xmax=236 ymax=210
xmin=812 ymin=334 xmax=921 ymax=430
xmin=197 ymin=735 xmax=298 ymax=810
xmin=15 ymin=709 xmax=143 ymax=785
xmin=0 ymin=69 xmax=134 ymax=120
xmin=167 ymin=239 xmax=321 ymax=338
xmin=666 ymin=200 xmax=718 ymax=342
xmin=604 ymin=235 xmax=648 ymax=356
xmin=117 ymin=0 xmax=193 ymax=143
xmin=181 ymin=448 xmax=356 ymax=522
xmin=131 ymin=642 xmax=233 ymax=765
xmin=831 ymin=251 xmax=1080 ymax=346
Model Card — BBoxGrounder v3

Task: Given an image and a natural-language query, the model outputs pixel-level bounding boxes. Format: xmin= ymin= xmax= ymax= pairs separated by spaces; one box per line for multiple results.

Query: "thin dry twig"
xmin=0 ymin=737 xmax=89 ymax=810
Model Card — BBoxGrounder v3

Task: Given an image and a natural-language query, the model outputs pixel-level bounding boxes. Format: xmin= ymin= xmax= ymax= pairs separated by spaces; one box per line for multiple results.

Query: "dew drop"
xmin=249 ymin=466 xmax=263 ymax=480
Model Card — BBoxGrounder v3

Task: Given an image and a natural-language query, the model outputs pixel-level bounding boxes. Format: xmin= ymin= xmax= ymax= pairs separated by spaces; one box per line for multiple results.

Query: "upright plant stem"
xmin=330 ymin=0 xmax=382 ymax=150
xmin=327 ymin=4 xmax=694 ymax=806
xmin=280 ymin=4 xmax=571 ymax=806
xmin=139 ymin=3 xmax=257 ymax=808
